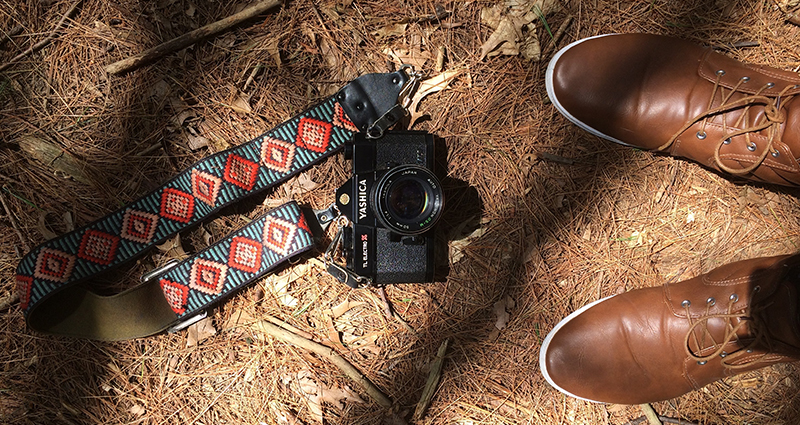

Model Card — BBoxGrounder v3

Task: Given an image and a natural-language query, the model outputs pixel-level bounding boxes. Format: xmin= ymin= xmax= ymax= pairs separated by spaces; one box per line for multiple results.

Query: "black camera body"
xmin=335 ymin=131 xmax=443 ymax=285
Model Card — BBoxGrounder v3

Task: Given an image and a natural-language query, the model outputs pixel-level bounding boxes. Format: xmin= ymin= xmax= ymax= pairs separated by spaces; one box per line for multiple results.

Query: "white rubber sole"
xmin=539 ymin=295 xmax=616 ymax=404
xmin=545 ymin=34 xmax=634 ymax=148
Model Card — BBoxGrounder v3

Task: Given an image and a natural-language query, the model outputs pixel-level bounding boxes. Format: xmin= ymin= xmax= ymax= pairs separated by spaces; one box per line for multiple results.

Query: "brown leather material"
xmin=547 ymin=33 xmax=800 ymax=186
xmin=540 ymin=254 xmax=800 ymax=404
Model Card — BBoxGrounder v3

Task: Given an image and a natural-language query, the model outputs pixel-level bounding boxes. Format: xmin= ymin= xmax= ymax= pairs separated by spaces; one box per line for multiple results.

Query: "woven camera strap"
xmin=14 ymin=69 xmax=414 ymax=340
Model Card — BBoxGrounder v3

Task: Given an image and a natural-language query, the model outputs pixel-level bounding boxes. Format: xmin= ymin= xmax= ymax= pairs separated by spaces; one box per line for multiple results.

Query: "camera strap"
xmin=14 ymin=69 xmax=416 ymax=340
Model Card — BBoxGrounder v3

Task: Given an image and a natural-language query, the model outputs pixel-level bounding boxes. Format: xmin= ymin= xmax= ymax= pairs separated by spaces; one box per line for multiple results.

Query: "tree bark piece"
xmin=413 ymin=339 xmax=449 ymax=421
xmin=105 ymin=0 xmax=281 ymax=75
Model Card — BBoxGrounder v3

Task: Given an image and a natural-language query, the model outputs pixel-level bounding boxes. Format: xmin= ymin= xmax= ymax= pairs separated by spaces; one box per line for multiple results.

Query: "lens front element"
xmin=373 ymin=165 xmax=443 ymax=235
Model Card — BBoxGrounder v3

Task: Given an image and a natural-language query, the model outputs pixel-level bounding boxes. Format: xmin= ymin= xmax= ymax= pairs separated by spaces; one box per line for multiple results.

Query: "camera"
xmin=334 ymin=131 xmax=444 ymax=285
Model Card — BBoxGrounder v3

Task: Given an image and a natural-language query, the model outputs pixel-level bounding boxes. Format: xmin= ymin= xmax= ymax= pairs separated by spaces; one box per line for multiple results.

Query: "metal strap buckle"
xmin=140 ymin=259 xmax=207 ymax=333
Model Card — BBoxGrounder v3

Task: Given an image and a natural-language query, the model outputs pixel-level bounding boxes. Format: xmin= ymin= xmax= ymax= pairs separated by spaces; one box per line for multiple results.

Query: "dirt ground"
xmin=2 ymin=0 xmax=800 ymax=424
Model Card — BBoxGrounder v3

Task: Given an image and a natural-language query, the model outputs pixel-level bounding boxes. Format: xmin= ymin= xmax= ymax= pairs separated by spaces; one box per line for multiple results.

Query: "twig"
xmin=623 ymin=416 xmax=698 ymax=425
xmin=249 ymin=319 xmax=392 ymax=408
xmin=105 ymin=0 xmax=281 ymax=75
xmin=0 ymin=0 xmax=83 ymax=73
xmin=0 ymin=25 xmax=24 ymax=48
xmin=640 ymin=404 xmax=663 ymax=425
xmin=413 ymin=338 xmax=449 ymax=421
xmin=543 ymin=15 xmax=573 ymax=58
xmin=0 ymin=189 xmax=29 ymax=253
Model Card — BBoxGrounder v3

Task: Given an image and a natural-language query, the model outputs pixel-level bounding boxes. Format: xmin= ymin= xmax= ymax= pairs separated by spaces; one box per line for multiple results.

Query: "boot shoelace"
xmin=681 ymin=285 xmax=772 ymax=370
xmin=659 ymin=70 xmax=797 ymax=175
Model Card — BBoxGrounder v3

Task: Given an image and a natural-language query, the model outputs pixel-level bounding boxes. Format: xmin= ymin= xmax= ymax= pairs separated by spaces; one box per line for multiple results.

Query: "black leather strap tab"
xmin=336 ymin=70 xmax=409 ymax=132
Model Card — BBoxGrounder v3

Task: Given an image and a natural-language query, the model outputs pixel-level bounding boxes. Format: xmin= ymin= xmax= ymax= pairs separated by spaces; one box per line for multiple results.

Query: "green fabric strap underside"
xmin=27 ymin=280 xmax=177 ymax=340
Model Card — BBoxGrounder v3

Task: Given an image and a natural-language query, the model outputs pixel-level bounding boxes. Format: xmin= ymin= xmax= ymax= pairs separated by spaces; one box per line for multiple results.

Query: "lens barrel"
xmin=372 ymin=165 xmax=443 ymax=235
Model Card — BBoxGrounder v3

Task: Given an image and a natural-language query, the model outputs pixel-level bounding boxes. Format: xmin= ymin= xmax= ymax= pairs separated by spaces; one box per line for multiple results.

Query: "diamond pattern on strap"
xmin=121 ymin=209 xmax=159 ymax=244
xmin=78 ymin=229 xmax=120 ymax=265
xmin=33 ymin=248 xmax=76 ymax=283
xmin=260 ymin=137 xmax=296 ymax=173
xmin=333 ymin=103 xmax=358 ymax=131
xmin=191 ymin=169 xmax=222 ymax=206
xmin=224 ymin=154 xmax=259 ymax=190
xmin=228 ymin=236 xmax=263 ymax=273
xmin=160 ymin=188 xmax=195 ymax=223
xmin=263 ymin=216 xmax=297 ymax=256
xmin=160 ymin=279 xmax=189 ymax=315
xmin=189 ymin=258 xmax=228 ymax=295
xmin=296 ymin=117 xmax=333 ymax=153
xmin=16 ymin=275 xmax=33 ymax=311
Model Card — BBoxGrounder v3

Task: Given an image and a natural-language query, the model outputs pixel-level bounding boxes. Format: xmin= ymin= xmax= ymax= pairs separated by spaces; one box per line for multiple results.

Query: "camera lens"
xmin=373 ymin=165 xmax=443 ymax=235
xmin=388 ymin=179 xmax=426 ymax=220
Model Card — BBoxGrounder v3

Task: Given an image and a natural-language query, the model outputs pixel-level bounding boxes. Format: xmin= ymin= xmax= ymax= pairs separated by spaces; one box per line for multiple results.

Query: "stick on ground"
xmin=0 ymin=0 xmax=82 ymax=73
xmin=105 ymin=0 xmax=281 ymax=75
xmin=250 ymin=318 xmax=392 ymax=408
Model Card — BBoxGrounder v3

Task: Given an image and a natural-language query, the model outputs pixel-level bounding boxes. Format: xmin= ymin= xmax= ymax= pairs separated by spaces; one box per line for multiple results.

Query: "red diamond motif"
xmin=296 ymin=117 xmax=332 ymax=153
xmin=191 ymin=169 xmax=222 ymax=206
xmin=160 ymin=188 xmax=195 ymax=223
xmin=224 ymin=154 xmax=259 ymax=190
xmin=189 ymin=258 xmax=228 ymax=295
xmin=160 ymin=279 xmax=189 ymax=315
xmin=228 ymin=236 xmax=262 ymax=273
xmin=16 ymin=275 xmax=33 ymax=310
xmin=78 ymin=229 xmax=120 ymax=265
xmin=263 ymin=216 xmax=297 ymax=256
xmin=33 ymin=248 xmax=76 ymax=283
xmin=260 ymin=137 xmax=296 ymax=173
xmin=333 ymin=103 xmax=358 ymax=131
xmin=121 ymin=209 xmax=159 ymax=244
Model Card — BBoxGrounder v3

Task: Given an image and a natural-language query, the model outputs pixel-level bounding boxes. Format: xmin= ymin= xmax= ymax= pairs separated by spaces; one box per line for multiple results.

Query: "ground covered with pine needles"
xmin=2 ymin=0 xmax=800 ymax=424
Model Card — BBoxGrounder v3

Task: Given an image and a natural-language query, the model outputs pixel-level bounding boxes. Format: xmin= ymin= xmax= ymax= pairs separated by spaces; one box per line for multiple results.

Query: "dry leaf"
xmin=449 ymin=226 xmax=485 ymax=263
xmin=36 ymin=212 xmax=58 ymax=240
xmin=480 ymin=15 xmax=521 ymax=59
xmin=373 ymin=23 xmax=407 ymax=38
xmin=266 ymin=263 xmax=312 ymax=307
xmin=230 ymin=89 xmax=253 ymax=114
xmin=479 ymin=0 xmax=560 ymax=61
xmin=407 ymin=69 xmax=464 ymax=128
xmin=186 ymin=134 xmax=210 ymax=150
xmin=186 ymin=317 xmax=216 ymax=347
xmin=330 ymin=300 xmax=367 ymax=318
xmin=156 ymin=234 xmax=188 ymax=261
xmin=129 ymin=404 xmax=146 ymax=416
xmin=493 ymin=294 xmax=515 ymax=331
xmin=383 ymin=47 xmax=432 ymax=70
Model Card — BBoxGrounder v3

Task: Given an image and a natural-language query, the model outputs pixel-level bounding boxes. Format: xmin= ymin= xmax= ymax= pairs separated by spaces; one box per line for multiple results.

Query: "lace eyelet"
xmin=747 ymin=142 xmax=757 ymax=152
xmin=741 ymin=76 xmax=750 ymax=83
xmin=716 ymin=70 xmax=726 ymax=76
xmin=753 ymin=285 xmax=761 ymax=292
xmin=746 ymin=349 xmax=753 ymax=353
xmin=697 ymin=360 xmax=708 ymax=365
xmin=766 ymin=82 xmax=775 ymax=89
xmin=730 ymin=293 xmax=739 ymax=302
xmin=706 ymin=297 xmax=716 ymax=306
xmin=720 ymin=352 xmax=727 ymax=358
xmin=696 ymin=131 xmax=707 ymax=140
xmin=771 ymin=150 xmax=780 ymax=158
xmin=681 ymin=300 xmax=691 ymax=308
xmin=723 ymin=138 xmax=731 ymax=145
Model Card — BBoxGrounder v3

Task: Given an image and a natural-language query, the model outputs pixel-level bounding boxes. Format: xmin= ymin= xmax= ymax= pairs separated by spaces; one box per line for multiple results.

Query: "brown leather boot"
xmin=547 ymin=33 xmax=800 ymax=186
xmin=539 ymin=254 xmax=800 ymax=404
